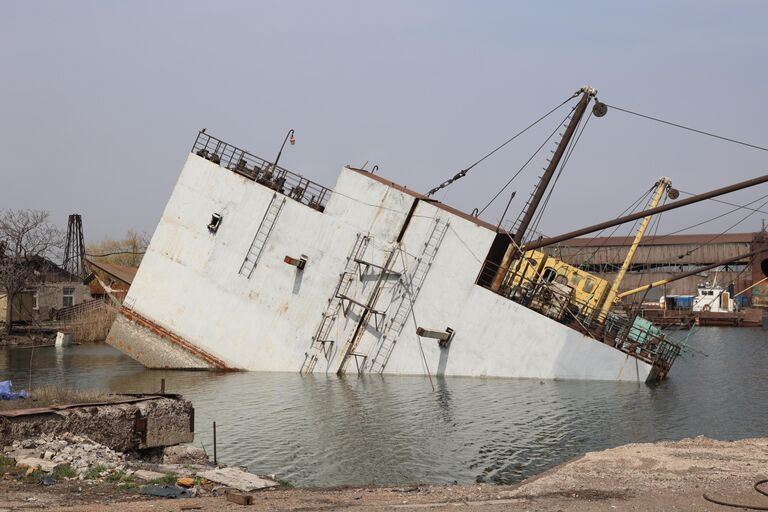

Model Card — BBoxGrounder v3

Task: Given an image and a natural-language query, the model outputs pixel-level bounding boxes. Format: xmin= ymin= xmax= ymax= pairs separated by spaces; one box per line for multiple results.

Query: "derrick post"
xmin=597 ymin=177 xmax=671 ymax=322
xmin=490 ymin=86 xmax=597 ymax=291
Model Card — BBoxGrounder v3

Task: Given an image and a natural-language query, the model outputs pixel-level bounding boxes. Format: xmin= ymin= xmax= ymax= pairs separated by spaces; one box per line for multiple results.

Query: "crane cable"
xmin=477 ymin=107 xmax=577 ymax=217
xmin=528 ymin=108 xmax=594 ymax=241
xmin=677 ymin=190 xmax=768 ymax=216
xmin=676 ymin=194 xmax=768 ymax=259
xmin=606 ymin=104 xmax=768 ymax=153
xmin=425 ymin=93 xmax=579 ymax=198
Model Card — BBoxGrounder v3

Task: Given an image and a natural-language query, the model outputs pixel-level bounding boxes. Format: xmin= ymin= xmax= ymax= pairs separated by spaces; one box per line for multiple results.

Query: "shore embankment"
xmin=1 ymin=435 xmax=766 ymax=511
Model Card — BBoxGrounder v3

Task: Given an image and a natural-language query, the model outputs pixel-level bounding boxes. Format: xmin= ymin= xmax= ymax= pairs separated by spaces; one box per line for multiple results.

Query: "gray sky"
xmin=2 ymin=0 xmax=767 ymax=243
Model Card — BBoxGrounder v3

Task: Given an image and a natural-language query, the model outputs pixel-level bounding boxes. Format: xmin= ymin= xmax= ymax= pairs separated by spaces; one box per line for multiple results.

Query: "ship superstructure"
xmin=105 ymin=86 xmax=768 ymax=382
xmin=107 ymin=132 xmax=680 ymax=382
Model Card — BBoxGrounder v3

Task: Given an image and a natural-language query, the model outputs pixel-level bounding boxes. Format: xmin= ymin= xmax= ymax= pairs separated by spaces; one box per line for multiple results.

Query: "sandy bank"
xmin=2 ymin=435 xmax=767 ymax=511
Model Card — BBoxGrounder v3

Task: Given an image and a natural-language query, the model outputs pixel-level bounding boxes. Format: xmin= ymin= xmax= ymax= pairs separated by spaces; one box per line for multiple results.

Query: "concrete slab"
xmin=198 ymin=467 xmax=278 ymax=491
xmin=133 ymin=469 xmax=167 ymax=481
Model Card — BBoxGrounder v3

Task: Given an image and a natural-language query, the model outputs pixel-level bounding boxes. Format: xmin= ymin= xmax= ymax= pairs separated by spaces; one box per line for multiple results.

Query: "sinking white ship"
xmin=108 ymin=88 xmax=693 ymax=383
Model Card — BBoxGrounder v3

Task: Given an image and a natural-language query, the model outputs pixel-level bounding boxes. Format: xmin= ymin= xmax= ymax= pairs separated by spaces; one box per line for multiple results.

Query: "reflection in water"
xmin=1 ymin=328 xmax=765 ymax=486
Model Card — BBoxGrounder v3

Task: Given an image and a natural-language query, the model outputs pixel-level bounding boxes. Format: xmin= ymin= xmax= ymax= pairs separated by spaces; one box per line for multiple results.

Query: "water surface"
xmin=1 ymin=327 xmax=765 ymax=486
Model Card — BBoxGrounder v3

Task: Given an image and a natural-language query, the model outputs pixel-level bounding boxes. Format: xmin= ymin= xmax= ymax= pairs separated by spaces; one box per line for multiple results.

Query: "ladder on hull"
xmin=335 ymin=245 xmax=400 ymax=375
xmin=301 ymin=234 xmax=370 ymax=374
xmin=367 ymin=219 xmax=449 ymax=374
xmin=240 ymin=194 xmax=286 ymax=278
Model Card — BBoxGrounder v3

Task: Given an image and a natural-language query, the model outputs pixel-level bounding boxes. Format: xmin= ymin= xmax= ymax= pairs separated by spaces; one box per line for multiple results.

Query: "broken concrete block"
xmin=198 ymin=467 xmax=278 ymax=492
xmin=163 ymin=444 xmax=208 ymax=465
xmin=133 ymin=469 xmax=167 ymax=481
xmin=226 ymin=491 xmax=253 ymax=505
xmin=16 ymin=457 xmax=59 ymax=473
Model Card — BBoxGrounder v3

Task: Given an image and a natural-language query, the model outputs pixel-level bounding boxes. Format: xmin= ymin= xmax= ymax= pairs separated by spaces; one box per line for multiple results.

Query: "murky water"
xmin=1 ymin=327 xmax=766 ymax=487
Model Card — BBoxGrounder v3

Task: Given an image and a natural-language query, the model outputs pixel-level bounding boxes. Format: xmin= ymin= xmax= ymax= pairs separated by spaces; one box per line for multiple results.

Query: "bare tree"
xmin=0 ymin=210 xmax=62 ymax=334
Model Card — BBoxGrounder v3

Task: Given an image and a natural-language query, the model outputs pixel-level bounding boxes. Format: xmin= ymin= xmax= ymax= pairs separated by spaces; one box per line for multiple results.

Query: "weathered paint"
xmin=107 ymin=153 xmax=652 ymax=382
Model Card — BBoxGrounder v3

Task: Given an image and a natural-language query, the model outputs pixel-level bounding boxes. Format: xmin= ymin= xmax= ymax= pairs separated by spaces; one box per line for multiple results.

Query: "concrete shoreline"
xmin=1 ymin=435 xmax=767 ymax=511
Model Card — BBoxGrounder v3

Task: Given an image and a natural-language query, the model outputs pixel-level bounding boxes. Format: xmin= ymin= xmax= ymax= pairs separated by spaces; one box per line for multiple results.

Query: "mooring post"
xmin=213 ymin=421 xmax=218 ymax=466
xmin=160 ymin=378 xmax=166 ymax=394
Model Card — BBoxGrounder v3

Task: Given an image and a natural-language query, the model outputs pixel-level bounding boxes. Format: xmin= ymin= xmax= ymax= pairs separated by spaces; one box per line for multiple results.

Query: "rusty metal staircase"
xmin=240 ymin=193 xmax=286 ymax=278
xmin=367 ymin=218 xmax=449 ymax=374
xmin=300 ymin=234 xmax=370 ymax=374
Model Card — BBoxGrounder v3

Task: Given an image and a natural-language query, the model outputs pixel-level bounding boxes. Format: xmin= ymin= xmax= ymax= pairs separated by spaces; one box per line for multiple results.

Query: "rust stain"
xmin=119 ymin=307 xmax=236 ymax=371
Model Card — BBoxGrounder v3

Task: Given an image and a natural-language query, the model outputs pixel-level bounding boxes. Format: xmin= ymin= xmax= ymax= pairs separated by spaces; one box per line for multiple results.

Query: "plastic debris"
xmin=176 ymin=477 xmax=195 ymax=488
xmin=0 ymin=380 xmax=30 ymax=400
xmin=139 ymin=484 xmax=192 ymax=499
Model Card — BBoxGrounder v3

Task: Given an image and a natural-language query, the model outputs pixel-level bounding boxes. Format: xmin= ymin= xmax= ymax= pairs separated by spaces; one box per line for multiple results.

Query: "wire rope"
xmin=606 ymin=104 xmax=768 ymax=153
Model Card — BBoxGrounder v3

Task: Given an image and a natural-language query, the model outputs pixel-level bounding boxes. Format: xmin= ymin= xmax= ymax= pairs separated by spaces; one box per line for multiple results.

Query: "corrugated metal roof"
xmin=85 ymin=258 xmax=138 ymax=285
xmin=557 ymin=233 xmax=756 ymax=248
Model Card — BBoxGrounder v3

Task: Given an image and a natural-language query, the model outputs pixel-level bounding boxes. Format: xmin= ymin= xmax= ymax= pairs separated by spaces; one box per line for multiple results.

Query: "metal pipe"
xmin=523 ymin=173 xmax=768 ymax=252
xmin=213 ymin=421 xmax=218 ymax=466
xmin=617 ymin=246 xmax=768 ymax=298
xmin=598 ymin=178 xmax=671 ymax=320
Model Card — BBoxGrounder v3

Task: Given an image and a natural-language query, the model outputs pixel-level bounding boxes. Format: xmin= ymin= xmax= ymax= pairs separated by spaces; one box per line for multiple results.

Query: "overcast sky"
xmin=1 ymin=1 xmax=767 ymax=243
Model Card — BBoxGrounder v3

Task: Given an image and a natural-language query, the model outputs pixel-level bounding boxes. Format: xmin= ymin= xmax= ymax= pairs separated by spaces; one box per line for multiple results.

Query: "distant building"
xmin=0 ymin=256 xmax=91 ymax=324
xmin=85 ymin=258 xmax=136 ymax=304
xmin=544 ymin=232 xmax=767 ymax=304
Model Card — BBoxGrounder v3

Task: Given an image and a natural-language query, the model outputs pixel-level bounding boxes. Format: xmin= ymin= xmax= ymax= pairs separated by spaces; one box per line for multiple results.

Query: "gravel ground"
xmin=1 ymin=435 xmax=767 ymax=511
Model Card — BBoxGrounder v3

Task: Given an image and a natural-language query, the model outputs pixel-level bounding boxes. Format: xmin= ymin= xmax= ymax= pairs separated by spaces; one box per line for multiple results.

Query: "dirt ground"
xmin=2 ymin=435 xmax=767 ymax=511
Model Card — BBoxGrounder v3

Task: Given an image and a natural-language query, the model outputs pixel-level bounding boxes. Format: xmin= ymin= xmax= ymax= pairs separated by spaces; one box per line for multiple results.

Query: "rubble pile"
xmin=5 ymin=433 xmax=125 ymax=477
xmin=2 ymin=433 xmax=280 ymax=493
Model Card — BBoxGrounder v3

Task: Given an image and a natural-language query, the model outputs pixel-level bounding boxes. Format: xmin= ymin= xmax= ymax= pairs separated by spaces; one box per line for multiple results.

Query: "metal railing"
xmin=54 ymin=297 xmax=111 ymax=321
xmin=478 ymin=258 xmax=681 ymax=378
xmin=191 ymin=131 xmax=331 ymax=212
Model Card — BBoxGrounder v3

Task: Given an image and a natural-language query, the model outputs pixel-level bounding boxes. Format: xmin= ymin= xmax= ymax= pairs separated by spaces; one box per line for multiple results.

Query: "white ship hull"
xmin=107 ymin=147 xmax=654 ymax=383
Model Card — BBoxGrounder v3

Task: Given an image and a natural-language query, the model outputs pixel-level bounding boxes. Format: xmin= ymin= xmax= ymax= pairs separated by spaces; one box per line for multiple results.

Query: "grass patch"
xmin=22 ymin=469 xmax=44 ymax=483
xmin=104 ymin=469 xmax=135 ymax=483
xmin=66 ymin=307 xmax=117 ymax=343
xmin=84 ymin=464 xmax=107 ymax=480
xmin=53 ymin=464 xmax=77 ymax=479
xmin=150 ymin=473 xmax=178 ymax=486
xmin=0 ymin=455 xmax=14 ymax=467
xmin=275 ymin=477 xmax=293 ymax=488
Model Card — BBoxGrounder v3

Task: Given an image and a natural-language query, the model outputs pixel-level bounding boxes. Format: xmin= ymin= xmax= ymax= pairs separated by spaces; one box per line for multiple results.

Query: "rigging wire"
xmin=605 ymin=104 xmax=768 ymax=153
xmin=477 ymin=107 xmax=576 ymax=216
xmin=86 ymin=250 xmax=146 ymax=257
xmin=574 ymin=187 xmax=655 ymax=268
xmin=677 ymin=190 xmax=768 ymax=216
xmin=676 ymin=194 xmax=768 ymax=259
xmin=425 ymin=93 xmax=579 ymax=198
xmin=528 ymin=109 xmax=594 ymax=241
xmin=654 ymin=192 xmax=768 ymax=240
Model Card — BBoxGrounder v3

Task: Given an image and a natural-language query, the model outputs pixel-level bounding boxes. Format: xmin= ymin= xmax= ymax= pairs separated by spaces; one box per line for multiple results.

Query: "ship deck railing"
xmin=476 ymin=260 xmax=681 ymax=376
xmin=191 ymin=131 xmax=331 ymax=212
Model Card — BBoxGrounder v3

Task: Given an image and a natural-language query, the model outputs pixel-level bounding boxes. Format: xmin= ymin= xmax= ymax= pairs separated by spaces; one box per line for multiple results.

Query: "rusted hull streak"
xmin=119 ymin=307 xmax=236 ymax=371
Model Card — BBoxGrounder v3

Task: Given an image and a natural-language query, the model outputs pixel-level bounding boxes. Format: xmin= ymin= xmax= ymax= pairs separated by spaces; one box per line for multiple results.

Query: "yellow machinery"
xmin=504 ymin=249 xmax=610 ymax=312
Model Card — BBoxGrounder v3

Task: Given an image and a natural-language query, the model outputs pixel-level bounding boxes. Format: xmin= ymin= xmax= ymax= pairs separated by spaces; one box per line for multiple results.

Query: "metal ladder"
xmin=367 ymin=219 xmax=449 ymax=373
xmin=300 ymin=234 xmax=370 ymax=374
xmin=335 ymin=244 xmax=401 ymax=374
xmin=239 ymin=194 xmax=286 ymax=278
